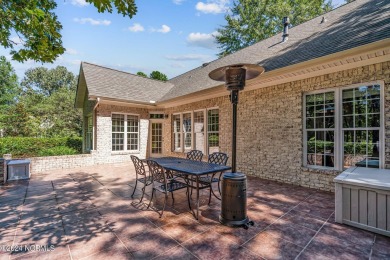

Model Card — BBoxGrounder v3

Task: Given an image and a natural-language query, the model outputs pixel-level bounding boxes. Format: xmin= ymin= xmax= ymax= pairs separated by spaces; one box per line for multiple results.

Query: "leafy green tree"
xmin=136 ymin=71 xmax=147 ymax=77
xmin=18 ymin=66 xmax=82 ymax=137
xmin=0 ymin=0 xmax=137 ymax=63
xmin=216 ymin=0 xmax=332 ymax=57
xmin=0 ymin=56 xmax=19 ymax=132
xmin=3 ymin=103 xmax=34 ymax=137
xmin=149 ymin=71 xmax=168 ymax=81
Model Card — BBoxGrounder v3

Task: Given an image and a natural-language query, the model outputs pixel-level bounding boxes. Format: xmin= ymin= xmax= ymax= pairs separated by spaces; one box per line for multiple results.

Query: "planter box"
xmin=334 ymin=167 xmax=390 ymax=237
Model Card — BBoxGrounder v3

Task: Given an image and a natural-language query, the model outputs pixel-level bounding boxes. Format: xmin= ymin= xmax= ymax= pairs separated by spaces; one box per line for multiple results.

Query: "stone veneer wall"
xmin=162 ymin=61 xmax=390 ymax=192
xmin=29 ymin=154 xmax=95 ymax=173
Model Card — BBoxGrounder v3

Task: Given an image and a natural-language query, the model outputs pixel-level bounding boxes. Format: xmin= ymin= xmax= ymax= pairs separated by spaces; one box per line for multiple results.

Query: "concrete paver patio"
xmin=0 ymin=162 xmax=389 ymax=259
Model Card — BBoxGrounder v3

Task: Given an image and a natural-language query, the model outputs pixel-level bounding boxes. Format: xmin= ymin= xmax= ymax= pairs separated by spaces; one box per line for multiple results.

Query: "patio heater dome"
xmin=209 ymin=64 xmax=264 ymax=91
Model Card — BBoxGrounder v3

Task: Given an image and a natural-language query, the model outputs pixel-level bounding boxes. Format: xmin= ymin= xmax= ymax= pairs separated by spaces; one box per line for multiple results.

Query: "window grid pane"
xmin=342 ymin=85 xmax=380 ymax=169
xmin=183 ymin=113 xmax=192 ymax=151
xmin=207 ymin=109 xmax=219 ymax=154
xmin=194 ymin=111 xmax=205 ymax=154
xmin=127 ymin=115 xmax=139 ymax=151
xmin=172 ymin=114 xmax=181 ymax=151
xmin=305 ymin=92 xmax=335 ymax=168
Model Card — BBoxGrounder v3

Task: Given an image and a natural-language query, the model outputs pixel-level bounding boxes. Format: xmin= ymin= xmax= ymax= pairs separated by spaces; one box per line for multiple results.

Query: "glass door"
xmin=150 ymin=122 xmax=163 ymax=157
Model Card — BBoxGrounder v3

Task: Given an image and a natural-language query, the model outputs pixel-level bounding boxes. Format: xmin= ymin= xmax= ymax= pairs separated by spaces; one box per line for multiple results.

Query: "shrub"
xmin=0 ymin=137 xmax=82 ymax=158
xmin=38 ymin=146 xmax=78 ymax=157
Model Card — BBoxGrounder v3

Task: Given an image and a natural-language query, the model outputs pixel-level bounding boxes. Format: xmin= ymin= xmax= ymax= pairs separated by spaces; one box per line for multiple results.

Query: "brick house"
xmin=75 ymin=0 xmax=390 ymax=191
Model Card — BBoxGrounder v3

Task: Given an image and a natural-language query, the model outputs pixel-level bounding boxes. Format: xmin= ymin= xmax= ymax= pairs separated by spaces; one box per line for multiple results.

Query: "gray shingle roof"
xmin=78 ymin=0 xmax=389 ymax=105
xmin=161 ymin=0 xmax=390 ymax=101
xmin=81 ymin=62 xmax=174 ymax=104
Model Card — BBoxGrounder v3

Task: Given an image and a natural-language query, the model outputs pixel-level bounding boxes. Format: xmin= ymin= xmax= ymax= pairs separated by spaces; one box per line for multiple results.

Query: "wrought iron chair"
xmin=171 ymin=149 xmax=205 ymax=180
xmin=130 ymin=155 xmax=153 ymax=203
xmin=146 ymin=160 xmax=190 ymax=218
xmin=186 ymin=150 xmax=204 ymax=161
xmin=199 ymin=152 xmax=229 ymax=204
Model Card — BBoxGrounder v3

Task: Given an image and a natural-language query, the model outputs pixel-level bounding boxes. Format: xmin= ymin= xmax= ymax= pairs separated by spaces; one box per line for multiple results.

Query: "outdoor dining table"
xmin=149 ymin=157 xmax=231 ymax=220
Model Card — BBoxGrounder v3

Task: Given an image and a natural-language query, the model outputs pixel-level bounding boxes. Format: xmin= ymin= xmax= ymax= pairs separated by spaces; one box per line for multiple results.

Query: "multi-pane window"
xmin=194 ymin=111 xmax=205 ymax=154
xmin=207 ymin=109 xmax=219 ymax=154
xmin=183 ymin=113 xmax=192 ymax=151
xmin=306 ymin=92 xmax=335 ymax=167
xmin=304 ymin=83 xmax=382 ymax=170
xmin=342 ymin=85 xmax=380 ymax=168
xmin=172 ymin=109 xmax=219 ymax=154
xmin=112 ymin=114 xmax=139 ymax=151
xmin=172 ymin=114 xmax=181 ymax=151
xmin=85 ymin=116 xmax=93 ymax=151
xmin=127 ymin=115 xmax=139 ymax=151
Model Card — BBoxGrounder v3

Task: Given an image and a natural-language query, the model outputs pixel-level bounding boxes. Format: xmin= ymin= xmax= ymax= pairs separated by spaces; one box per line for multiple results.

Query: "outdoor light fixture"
xmin=209 ymin=63 xmax=264 ymax=229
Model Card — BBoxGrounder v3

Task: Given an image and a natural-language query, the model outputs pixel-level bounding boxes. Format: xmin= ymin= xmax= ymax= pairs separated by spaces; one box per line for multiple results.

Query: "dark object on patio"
xmin=198 ymin=152 xmax=229 ymax=203
xmin=146 ymin=160 xmax=189 ymax=218
xmin=130 ymin=155 xmax=153 ymax=203
xmin=220 ymin=172 xmax=253 ymax=229
xmin=186 ymin=150 xmax=203 ymax=161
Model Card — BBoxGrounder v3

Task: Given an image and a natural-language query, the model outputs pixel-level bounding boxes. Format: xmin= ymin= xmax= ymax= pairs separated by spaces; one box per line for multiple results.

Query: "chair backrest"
xmin=208 ymin=152 xmax=228 ymax=165
xmin=131 ymin=155 xmax=148 ymax=177
xmin=186 ymin=150 xmax=203 ymax=161
xmin=146 ymin=160 xmax=167 ymax=185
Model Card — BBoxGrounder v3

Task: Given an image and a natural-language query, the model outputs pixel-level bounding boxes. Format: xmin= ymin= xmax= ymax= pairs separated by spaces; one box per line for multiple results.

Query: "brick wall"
xmin=73 ymin=61 xmax=389 ymax=192
xmin=161 ymin=61 xmax=390 ymax=192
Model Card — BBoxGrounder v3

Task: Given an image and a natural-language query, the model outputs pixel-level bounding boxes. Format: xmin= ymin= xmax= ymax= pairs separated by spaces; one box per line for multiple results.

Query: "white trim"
xmin=149 ymin=120 xmax=164 ymax=157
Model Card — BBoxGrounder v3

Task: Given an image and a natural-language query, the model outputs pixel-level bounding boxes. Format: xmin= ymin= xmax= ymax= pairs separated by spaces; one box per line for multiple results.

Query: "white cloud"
xmin=165 ymin=54 xmax=212 ymax=62
xmin=150 ymin=25 xmax=171 ymax=33
xmin=71 ymin=0 xmax=88 ymax=6
xmin=65 ymin=48 xmax=78 ymax=55
xmin=186 ymin=31 xmax=220 ymax=49
xmin=128 ymin=23 xmax=144 ymax=32
xmin=170 ymin=63 xmax=185 ymax=68
xmin=173 ymin=0 xmax=186 ymax=4
xmin=195 ymin=0 xmax=229 ymax=14
xmin=73 ymin=18 xmax=111 ymax=26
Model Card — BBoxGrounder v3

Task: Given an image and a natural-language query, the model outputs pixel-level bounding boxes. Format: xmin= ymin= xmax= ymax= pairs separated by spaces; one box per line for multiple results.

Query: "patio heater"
xmin=209 ymin=64 xmax=264 ymax=229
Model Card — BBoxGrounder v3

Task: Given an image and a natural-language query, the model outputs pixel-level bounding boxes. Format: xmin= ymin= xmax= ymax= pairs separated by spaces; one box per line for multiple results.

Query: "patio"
xmin=0 ymin=163 xmax=389 ymax=260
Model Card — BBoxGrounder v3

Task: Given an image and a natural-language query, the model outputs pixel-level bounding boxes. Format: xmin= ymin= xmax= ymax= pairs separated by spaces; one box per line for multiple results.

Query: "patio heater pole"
xmin=209 ymin=63 xmax=264 ymax=229
xmin=231 ymin=89 xmax=238 ymax=173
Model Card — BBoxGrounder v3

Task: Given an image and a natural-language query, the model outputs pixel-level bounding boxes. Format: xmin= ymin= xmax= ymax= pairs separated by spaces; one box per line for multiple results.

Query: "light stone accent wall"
xmin=30 ymin=154 xmax=94 ymax=173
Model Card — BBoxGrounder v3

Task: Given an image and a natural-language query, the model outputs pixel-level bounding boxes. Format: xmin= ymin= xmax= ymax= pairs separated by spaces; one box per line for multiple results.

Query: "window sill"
xmin=301 ymin=166 xmax=342 ymax=176
xmin=111 ymin=151 xmax=140 ymax=155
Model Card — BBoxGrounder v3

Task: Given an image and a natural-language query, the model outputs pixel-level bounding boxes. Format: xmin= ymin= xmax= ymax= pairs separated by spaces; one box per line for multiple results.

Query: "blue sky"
xmin=1 ymin=0 xmax=347 ymax=80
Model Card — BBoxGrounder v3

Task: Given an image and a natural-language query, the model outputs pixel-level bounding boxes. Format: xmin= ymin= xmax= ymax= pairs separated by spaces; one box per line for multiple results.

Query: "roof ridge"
xmin=82 ymin=61 xmax=172 ymax=85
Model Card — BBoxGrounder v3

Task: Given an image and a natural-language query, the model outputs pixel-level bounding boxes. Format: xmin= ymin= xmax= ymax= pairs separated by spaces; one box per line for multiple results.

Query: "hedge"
xmin=0 ymin=137 xmax=82 ymax=158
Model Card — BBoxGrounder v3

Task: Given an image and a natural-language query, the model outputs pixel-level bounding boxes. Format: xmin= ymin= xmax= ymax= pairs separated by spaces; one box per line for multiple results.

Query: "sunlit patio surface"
xmin=0 ymin=163 xmax=389 ymax=260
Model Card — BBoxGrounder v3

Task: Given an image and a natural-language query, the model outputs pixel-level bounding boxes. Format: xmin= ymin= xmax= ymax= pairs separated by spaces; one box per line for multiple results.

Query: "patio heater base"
xmin=219 ymin=172 xmax=254 ymax=229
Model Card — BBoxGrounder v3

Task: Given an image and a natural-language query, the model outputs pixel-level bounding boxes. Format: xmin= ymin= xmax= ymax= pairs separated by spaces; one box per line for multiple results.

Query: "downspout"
xmin=92 ymin=97 xmax=100 ymax=151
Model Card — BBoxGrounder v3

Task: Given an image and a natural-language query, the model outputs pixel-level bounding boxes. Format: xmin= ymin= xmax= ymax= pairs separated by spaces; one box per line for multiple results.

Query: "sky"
xmin=0 ymin=0 xmax=347 ymax=81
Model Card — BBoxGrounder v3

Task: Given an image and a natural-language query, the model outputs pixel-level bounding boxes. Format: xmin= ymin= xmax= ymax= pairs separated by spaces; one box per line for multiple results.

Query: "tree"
xmin=0 ymin=56 xmax=19 ymax=110
xmin=149 ymin=71 xmax=168 ymax=82
xmin=136 ymin=71 xmax=147 ymax=77
xmin=215 ymin=0 xmax=332 ymax=57
xmin=18 ymin=66 xmax=82 ymax=137
xmin=0 ymin=0 xmax=137 ymax=63
xmin=0 ymin=56 xmax=19 ymax=132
